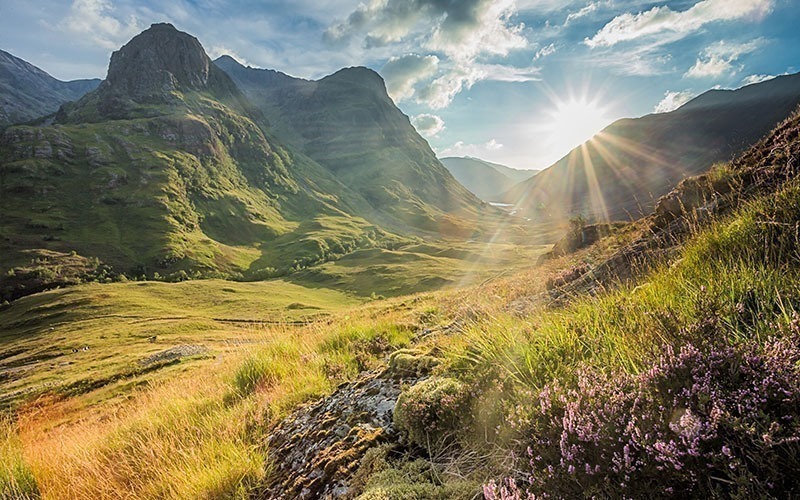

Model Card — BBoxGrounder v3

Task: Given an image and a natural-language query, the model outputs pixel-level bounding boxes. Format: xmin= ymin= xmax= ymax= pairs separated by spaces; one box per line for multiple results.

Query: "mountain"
xmin=0 ymin=49 xmax=100 ymax=127
xmin=439 ymin=156 xmax=537 ymax=201
xmin=0 ymin=24 xmax=402 ymax=299
xmin=214 ymin=56 xmax=485 ymax=233
xmin=504 ymin=72 xmax=800 ymax=221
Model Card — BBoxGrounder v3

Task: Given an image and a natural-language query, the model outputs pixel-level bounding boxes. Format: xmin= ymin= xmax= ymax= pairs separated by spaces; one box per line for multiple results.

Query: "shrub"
xmin=388 ymin=349 xmax=439 ymax=378
xmin=394 ymin=377 xmax=471 ymax=451
xmin=499 ymin=332 xmax=800 ymax=498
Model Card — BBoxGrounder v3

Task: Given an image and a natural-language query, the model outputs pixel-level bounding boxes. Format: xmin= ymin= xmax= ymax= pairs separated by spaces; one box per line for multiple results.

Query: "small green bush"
xmin=394 ymin=377 xmax=471 ymax=450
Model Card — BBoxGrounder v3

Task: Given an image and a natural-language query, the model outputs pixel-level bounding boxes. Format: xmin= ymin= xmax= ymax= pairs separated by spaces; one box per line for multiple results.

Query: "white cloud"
xmin=485 ymin=138 xmax=504 ymax=150
xmin=327 ymin=0 xmax=527 ymax=62
xmin=440 ymin=139 xmax=505 ymax=158
xmin=741 ymin=73 xmax=777 ymax=85
xmin=416 ymin=67 xmax=482 ymax=109
xmin=60 ymin=0 xmax=142 ymax=50
xmin=684 ymin=38 xmax=765 ymax=79
xmin=411 ymin=114 xmax=445 ymax=137
xmin=380 ymin=54 xmax=439 ymax=102
xmin=326 ymin=0 xmax=529 ymax=108
xmin=586 ymin=0 xmax=774 ymax=48
xmin=654 ymin=90 xmax=695 ymax=113
xmin=534 ymin=43 xmax=557 ymax=60
xmin=565 ymin=2 xmax=599 ymax=24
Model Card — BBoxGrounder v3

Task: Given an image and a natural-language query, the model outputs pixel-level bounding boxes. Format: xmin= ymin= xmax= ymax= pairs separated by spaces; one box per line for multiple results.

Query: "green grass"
xmin=448 ymin=178 xmax=800 ymax=395
xmin=293 ymin=240 xmax=550 ymax=297
xmin=0 ymin=278 xmax=361 ymax=410
xmin=0 ymin=418 xmax=39 ymax=499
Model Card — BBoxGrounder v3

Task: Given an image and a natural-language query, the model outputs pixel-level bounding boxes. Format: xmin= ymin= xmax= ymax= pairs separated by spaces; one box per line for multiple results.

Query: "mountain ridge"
xmin=0 ymin=23 xmax=409 ymax=300
xmin=214 ymin=55 xmax=487 ymax=234
xmin=0 ymin=49 xmax=100 ymax=126
xmin=504 ymin=71 xmax=800 ymax=222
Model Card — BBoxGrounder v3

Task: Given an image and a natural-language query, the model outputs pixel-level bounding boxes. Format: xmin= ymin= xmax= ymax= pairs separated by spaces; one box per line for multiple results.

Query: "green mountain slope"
xmin=504 ymin=72 xmax=800 ymax=222
xmin=0 ymin=49 xmax=100 ymax=127
xmin=214 ymin=56 xmax=486 ymax=233
xmin=439 ymin=156 xmax=537 ymax=200
xmin=0 ymin=24 xmax=403 ymax=300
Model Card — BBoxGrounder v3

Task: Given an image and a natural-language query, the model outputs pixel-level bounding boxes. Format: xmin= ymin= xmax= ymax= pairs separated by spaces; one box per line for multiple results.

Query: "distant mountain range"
xmin=0 ymin=24 xmax=495 ymax=299
xmin=504 ymin=72 xmax=800 ymax=221
xmin=0 ymin=49 xmax=99 ymax=127
xmin=439 ymin=156 xmax=537 ymax=201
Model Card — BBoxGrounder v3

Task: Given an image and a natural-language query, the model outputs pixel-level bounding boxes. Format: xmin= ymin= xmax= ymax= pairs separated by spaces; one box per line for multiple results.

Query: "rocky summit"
xmin=63 ymin=23 xmax=242 ymax=121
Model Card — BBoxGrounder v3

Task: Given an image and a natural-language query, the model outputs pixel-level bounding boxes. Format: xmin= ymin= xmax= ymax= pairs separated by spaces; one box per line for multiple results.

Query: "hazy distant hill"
xmin=504 ymin=72 xmax=800 ymax=221
xmin=440 ymin=156 xmax=537 ymax=200
xmin=0 ymin=49 xmax=99 ymax=127
xmin=215 ymin=56 xmax=485 ymax=233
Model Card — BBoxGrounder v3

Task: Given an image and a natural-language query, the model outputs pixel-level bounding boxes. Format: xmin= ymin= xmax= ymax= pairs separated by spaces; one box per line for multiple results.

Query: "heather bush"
xmin=498 ymin=331 xmax=800 ymax=498
xmin=394 ymin=377 xmax=472 ymax=451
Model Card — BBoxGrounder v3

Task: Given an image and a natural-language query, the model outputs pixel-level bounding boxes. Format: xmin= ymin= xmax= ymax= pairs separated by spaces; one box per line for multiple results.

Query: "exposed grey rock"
xmin=262 ymin=369 xmax=423 ymax=499
xmin=138 ymin=344 xmax=209 ymax=367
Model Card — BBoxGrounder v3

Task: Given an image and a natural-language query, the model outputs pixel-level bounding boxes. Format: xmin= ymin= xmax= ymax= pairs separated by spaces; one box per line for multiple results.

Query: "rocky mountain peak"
xmin=321 ymin=66 xmax=388 ymax=95
xmin=103 ymin=23 xmax=214 ymax=98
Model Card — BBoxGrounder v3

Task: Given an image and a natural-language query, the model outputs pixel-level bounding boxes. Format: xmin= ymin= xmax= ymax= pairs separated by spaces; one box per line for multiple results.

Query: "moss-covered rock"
xmin=393 ymin=377 xmax=470 ymax=451
xmin=387 ymin=349 xmax=439 ymax=378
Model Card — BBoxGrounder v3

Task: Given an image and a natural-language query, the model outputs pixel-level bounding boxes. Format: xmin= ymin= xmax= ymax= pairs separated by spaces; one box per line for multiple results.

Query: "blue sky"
xmin=1 ymin=0 xmax=799 ymax=170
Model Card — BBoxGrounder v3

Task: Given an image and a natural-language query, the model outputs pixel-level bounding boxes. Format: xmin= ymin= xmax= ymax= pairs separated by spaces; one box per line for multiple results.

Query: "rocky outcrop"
xmin=102 ymin=23 xmax=240 ymax=102
xmin=260 ymin=366 xmax=428 ymax=499
xmin=61 ymin=23 xmax=244 ymax=121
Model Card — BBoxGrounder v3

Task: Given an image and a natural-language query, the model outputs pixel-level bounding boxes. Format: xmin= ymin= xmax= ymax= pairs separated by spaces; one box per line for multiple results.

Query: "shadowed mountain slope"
xmin=214 ymin=56 xmax=487 ymax=233
xmin=504 ymin=72 xmax=800 ymax=222
xmin=0 ymin=49 xmax=100 ymax=127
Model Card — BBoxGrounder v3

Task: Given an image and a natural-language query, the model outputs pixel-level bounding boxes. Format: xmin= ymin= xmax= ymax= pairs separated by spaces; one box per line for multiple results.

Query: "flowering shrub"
xmin=493 ymin=333 xmax=800 ymax=498
xmin=394 ymin=377 xmax=471 ymax=451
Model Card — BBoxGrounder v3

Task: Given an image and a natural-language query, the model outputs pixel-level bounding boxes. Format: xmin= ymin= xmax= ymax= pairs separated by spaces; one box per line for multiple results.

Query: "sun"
xmin=545 ymin=97 xmax=611 ymax=154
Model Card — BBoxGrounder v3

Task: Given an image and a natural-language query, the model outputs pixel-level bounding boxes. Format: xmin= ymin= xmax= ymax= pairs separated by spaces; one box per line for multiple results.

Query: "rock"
xmin=387 ymin=349 xmax=438 ymax=378
xmin=262 ymin=369 xmax=423 ymax=499
xmin=138 ymin=344 xmax=208 ymax=367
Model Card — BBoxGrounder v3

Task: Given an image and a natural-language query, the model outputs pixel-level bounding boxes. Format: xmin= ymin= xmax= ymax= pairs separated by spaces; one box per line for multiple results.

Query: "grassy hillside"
xmin=215 ymin=57 xmax=489 ymax=232
xmin=2 ymin=111 xmax=798 ymax=498
xmin=0 ymin=25 xmax=415 ymax=301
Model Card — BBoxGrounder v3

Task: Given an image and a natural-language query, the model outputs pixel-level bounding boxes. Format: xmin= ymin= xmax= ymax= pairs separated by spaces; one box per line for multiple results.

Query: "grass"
xmin=0 ymin=418 xmax=38 ymax=499
xmin=3 ymin=292 xmax=434 ymax=498
xmin=5 ymin=156 xmax=799 ymax=497
xmin=0 ymin=279 xmax=361 ymax=411
xmin=293 ymin=240 xmax=551 ymax=297
xmin=5 ymin=174 xmax=791 ymax=497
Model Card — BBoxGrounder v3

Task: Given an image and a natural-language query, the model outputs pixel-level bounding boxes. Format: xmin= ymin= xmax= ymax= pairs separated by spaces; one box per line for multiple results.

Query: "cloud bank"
xmin=586 ymin=0 xmax=774 ymax=48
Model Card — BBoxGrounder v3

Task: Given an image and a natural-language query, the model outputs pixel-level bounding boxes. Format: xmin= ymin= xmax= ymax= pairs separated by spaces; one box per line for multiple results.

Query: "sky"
xmin=1 ymin=0 xmax=799 ymax=170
